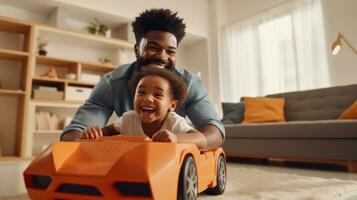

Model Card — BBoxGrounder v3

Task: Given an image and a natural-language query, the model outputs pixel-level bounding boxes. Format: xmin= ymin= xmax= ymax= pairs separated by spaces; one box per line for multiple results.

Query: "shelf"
xmin=31 ymin=99 xmax=83 ymax=107
xmin=0 ymin=48 xmax=29 ymax=60
xmin=0 ymin=89 xmax=26 ymax=96
xmin=33 ymin=77 xmax=95 ymax=87
xmin=0 ymin=16 xmax=32 ymax=34
xmin=0 ymin=156 xmax=34 ymax=161
xmin=81 ymin=62 xmax=115 ymax=72
xmin=34 ymin=130 xmax=62 ymax=135
xmin=1 ymin=16 xmax=131 ymax=158
xmin=36 ymin=55 xmax=77 ymax=67
xmin=38 ymin=25 xmax=133 ymax=50
xmin=36 ymin=55 xmax=115 ymax=72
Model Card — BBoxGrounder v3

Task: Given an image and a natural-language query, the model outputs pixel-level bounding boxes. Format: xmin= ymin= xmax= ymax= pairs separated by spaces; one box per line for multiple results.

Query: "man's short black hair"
xmin=132 ymin=8 xmax=186 ymax=44
xmin=129 ymin=66 xmax=188 ymax=108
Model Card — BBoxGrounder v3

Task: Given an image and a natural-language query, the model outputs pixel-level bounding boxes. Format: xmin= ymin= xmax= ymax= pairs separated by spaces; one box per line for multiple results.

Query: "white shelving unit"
xmin=0 ymin=16 xmax=33 ymax=159
xmin=25 ymin=23 xmax=135 ymax=157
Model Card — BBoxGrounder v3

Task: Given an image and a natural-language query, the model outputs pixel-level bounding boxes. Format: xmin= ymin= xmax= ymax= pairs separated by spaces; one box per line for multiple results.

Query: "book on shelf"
xmin=35 ymin=111 xmax=61 ymax=131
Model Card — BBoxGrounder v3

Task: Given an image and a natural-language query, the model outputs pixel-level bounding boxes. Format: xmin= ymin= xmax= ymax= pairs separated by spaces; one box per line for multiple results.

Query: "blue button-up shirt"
xmin=61 ymin=62 xmax=225 ymax=139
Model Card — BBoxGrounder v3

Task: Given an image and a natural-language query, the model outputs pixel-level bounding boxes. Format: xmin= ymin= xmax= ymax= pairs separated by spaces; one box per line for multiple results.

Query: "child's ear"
xmin=169 ymin=100 xmax=178 ymax=112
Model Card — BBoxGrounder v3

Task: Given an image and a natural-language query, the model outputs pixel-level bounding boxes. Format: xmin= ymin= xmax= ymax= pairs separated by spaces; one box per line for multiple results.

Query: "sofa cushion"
xmin=339 ymin=100 xmax=357 ymax=119
xmin=242 ymin=97 xmax=285 ymax=124
xmin=221 ymin=102 xmax=244 ymax=124
xmin=267 ymin=84 xmax=357 ymax=121
xmin=224 ymin=119 xmax=357 ymax=139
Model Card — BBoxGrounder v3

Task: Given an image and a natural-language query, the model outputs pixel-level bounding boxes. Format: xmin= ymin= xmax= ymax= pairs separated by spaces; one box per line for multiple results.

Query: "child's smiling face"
xmin=134 ymin=75 xmax=178 ymax=125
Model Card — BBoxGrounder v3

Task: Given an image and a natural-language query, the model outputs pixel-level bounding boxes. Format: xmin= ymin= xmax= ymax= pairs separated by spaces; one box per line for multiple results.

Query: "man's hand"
xmin=152 ymin=129 xmax=178 ymax=143
xmin=81 ymin=126 xmax=103 ymax=139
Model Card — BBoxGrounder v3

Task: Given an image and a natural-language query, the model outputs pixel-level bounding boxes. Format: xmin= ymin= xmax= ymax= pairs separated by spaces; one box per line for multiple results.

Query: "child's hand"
xmin=152 ymin=129 xmax=178 ymax=143
xmin=80 ymin=126 xmax=103 ymax=139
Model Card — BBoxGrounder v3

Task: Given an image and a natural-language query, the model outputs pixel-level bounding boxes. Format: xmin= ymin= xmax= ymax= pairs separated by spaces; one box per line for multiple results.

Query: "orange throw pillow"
xmin=339 ymin=100 xmax=357 ymax=119
xmin=242 ymin=97 xmax=285 ymax=124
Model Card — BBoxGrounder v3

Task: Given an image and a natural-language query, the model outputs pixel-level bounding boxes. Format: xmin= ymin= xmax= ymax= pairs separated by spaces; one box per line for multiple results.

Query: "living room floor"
xmin=232 ymin=161 xmax=357 ymax=181
xmin=199 ymin=161 xmax=357 ymax=200
xmin=2 ymin=160 xmax=357 ymax=200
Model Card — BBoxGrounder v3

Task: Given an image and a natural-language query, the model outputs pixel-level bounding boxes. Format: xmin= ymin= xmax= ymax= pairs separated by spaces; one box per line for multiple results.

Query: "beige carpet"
xmin=2 ymin=164 xmax=357 ymax=200
xmin=200 ymin=165 xmax=357 ymax=200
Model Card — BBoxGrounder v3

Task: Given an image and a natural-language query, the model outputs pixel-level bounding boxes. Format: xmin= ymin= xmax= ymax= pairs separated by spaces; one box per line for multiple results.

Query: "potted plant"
xmin=87 ymin=18 xmax=110 ymax=37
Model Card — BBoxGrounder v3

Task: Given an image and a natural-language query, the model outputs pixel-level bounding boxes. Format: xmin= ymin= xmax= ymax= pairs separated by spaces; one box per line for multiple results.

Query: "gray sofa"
xmin=221 ymin=84 xmax=357 ymax=172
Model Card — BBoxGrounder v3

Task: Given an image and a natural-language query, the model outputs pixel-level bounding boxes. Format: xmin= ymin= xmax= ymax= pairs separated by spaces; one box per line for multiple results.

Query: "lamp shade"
xmin=331 ymin=33 xmax=342 ymax=55
xmin=332 ymin=44 xmax=341 ymax=55
xmin=331 ymin=32 xmax=357 ymax=55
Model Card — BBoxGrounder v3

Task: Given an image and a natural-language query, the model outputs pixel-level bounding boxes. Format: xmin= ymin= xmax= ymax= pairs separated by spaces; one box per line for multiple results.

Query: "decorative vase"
xmin=65 ymin=73 xmax=77 ymax=80
xmin=39 ymin=49 xmax=47 ymax=56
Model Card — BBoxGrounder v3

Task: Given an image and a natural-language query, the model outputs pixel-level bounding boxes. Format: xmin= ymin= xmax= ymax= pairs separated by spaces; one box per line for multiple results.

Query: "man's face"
xmin=135 ymin=31 xmax=177 ymax=70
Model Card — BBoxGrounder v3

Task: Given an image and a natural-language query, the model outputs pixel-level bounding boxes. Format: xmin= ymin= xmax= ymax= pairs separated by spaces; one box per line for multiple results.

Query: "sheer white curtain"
xmin=219 ymin=0 xmax=330 ymax=102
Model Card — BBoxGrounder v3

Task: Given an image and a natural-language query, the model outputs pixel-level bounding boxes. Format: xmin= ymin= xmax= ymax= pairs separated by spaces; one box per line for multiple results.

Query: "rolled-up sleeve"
xmin=185 ymin=75 xmax=225 ymax=139
xmin=61 ymin=73 xmax=114 ymax=140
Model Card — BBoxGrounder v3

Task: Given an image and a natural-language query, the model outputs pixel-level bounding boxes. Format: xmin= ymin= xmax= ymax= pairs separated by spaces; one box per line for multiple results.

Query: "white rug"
xmin=200 ymin=165 xmax=357 ymax=200
xmin=2 ymin=164 xmax=357 ymax=200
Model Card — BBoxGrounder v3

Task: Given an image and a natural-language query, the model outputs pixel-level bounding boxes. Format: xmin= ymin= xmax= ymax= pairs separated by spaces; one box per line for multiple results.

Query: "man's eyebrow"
xmin=147 ymin=41 xmax=177 ymax=50
xmin=147 ymin=41 xmax=159 ymax=46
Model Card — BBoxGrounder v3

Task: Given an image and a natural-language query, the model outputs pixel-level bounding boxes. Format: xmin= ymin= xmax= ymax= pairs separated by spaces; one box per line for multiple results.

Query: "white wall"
xmin=0 ymin=4 xmax=47 ymax=23
xmin=208 ymin=0 xmax=222 ymax=110
xmin=53 ymin=0 xmax=210 ymax=38
xmin=215 ymin=0 xmax=357 ymax=88
xmin=181 ymin=40 xmax=209 ymax=87
xmin=217 ymin=0 xmax=288 ymax=27
xmin=323 ymin=0 xmax=357 ymax=86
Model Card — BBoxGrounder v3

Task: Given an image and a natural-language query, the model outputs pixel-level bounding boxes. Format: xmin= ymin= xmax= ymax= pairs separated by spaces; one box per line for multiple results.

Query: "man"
xmin=61 ymin=8 xmax=224 ymax=150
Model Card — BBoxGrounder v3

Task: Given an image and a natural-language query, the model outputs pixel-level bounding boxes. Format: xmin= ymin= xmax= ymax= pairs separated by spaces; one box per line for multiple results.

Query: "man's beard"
xmin=136 ymin=56 xmax=174 ymax=71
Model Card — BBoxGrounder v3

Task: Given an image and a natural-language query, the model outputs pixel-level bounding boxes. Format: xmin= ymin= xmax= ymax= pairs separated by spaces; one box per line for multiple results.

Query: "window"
xmin=220 ymin=0 xmax=329 ymax=102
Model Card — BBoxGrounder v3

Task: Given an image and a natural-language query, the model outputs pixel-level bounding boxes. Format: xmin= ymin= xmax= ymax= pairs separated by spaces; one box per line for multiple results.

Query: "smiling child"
xmin=81 ymin=66 xmax=200 ymax=142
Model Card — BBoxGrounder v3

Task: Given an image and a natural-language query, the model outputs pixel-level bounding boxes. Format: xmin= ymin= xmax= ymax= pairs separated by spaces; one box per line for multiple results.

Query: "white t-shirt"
xmin=113 ymin=110 xmax=194 ymax=136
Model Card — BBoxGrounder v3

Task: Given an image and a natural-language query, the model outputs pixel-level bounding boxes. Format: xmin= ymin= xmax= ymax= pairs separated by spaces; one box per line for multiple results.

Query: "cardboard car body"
xmin=24 ymin=136 xmax=226 ymax=200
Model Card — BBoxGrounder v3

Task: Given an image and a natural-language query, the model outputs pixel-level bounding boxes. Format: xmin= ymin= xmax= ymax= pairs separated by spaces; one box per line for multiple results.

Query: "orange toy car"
xmin=24 ymin=136 xmax=226 ymax=200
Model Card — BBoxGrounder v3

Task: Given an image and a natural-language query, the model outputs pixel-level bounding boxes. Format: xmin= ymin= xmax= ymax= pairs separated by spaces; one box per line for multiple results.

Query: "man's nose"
xmin=156 ymin=50 xmax=169 ymax=62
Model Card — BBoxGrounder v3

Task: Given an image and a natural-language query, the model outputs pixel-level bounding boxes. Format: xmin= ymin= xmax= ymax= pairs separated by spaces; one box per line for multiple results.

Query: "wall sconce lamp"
xmin=331 ymin=33 xmax=357 ymax=55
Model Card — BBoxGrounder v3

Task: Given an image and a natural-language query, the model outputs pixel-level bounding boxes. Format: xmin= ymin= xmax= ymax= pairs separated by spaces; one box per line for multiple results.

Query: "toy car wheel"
xmin=178 ymin=156 xmax=198 ymax=200
xmin=206 ymin=154 xmax=226 ymax=195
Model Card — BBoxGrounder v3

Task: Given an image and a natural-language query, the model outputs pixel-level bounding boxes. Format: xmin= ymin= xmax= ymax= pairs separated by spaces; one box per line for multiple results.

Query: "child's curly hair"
xmin=129 ymin=67 xmax=188 ymax=108
xmin=132 ymin=8 xmax=186 ymax=45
